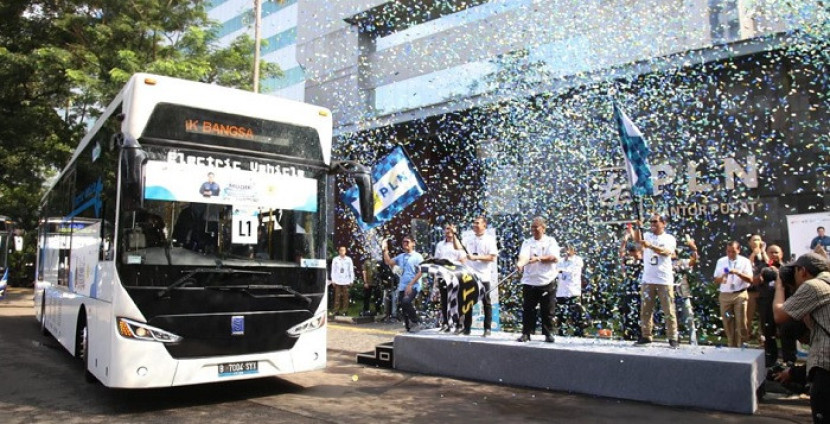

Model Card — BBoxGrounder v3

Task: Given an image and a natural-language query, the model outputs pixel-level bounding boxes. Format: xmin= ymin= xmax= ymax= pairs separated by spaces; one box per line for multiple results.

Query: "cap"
xmin=793 ymin=252 xmax=830 ymax=275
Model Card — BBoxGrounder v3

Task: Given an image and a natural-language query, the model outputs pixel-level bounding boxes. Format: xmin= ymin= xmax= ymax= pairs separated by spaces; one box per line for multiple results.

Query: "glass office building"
xmin=195 ymin=0 xmax=828 ymax=332
xmin=208 ymin=0 xmax=306 ymax=100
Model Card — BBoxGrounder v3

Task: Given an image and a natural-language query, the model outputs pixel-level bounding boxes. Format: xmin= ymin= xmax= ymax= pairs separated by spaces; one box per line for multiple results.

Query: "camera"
xmin=766 ymin=363 xmax=785 ymax=381
xmin=765 ymin=363 xmax=808 ymax=395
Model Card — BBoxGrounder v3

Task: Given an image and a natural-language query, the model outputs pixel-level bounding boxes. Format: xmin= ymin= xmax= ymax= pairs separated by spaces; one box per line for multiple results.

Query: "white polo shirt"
xmin=641 ymin=232 xmax=676 ymax=286
xmin=331 ymin=255 xmax=355 ymax=285
xmin=519 ymin=235 xmax=560 ymax=286
xmin=556 ymin=254 xmax=584 ymax=298
xmin=463 ymin=233 xmax=499 ymax=283
xmin=434 ymin=240 xmax=464 ymax=262
xmin=713 ymin=255 xmax=753 ymax=293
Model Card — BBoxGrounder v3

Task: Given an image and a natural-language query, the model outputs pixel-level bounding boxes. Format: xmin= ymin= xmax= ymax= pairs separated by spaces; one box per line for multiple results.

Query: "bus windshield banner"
xmin=342 ymin=146 xmax=427 ymax=231
xmin=144 ymin=160 xmax=317 ymax=212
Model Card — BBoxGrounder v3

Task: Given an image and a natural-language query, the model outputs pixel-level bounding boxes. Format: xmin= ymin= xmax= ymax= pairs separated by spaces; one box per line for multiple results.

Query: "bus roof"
xmin=46 ymin=74 xmax=333 ymax=202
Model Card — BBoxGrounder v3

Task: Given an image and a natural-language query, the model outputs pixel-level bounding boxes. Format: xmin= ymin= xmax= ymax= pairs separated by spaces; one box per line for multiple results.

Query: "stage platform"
xmin=393 ymin=330 xmax=764 ymax=414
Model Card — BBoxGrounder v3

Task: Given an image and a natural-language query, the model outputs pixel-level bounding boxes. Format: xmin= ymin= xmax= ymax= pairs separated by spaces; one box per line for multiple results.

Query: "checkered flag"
xmin=421 ymin=259 xmax=483 ymax=330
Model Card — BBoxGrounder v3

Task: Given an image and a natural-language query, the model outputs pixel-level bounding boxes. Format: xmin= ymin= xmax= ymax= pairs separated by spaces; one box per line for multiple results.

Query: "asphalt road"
xmin=0 ymin=287 xmax=813 ymax=423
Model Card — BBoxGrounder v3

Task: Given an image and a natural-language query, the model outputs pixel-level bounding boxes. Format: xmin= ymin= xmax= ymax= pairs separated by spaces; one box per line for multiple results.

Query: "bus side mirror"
xmin=331 ymin=161 xmax=375 ymax=225
xmin=121 ymin=147 xmax=148 ymax=212
xmin=354 ymin=171 xmax=375 ymax=224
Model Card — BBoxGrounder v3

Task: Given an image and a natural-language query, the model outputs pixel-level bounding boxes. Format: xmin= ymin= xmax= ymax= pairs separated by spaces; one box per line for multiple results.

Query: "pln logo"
xmin=596 ymin=169 xmax=631 ymax=209
xmin=587 ymin=167 xmax=637 ymax=225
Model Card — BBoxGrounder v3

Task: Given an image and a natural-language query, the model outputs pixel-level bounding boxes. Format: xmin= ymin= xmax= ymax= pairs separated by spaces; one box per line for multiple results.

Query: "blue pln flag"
xmin=0 ymin=269 xmax=8 ymax=300
xmin=613 ymin=103 xmax=654 ymax=197
xmin=342 ymin=146 xmax=427 ymax=231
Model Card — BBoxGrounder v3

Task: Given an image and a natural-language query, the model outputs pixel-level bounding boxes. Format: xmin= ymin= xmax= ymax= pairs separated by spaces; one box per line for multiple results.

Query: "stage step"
xmin=356 ymin=342 xmax=395 ymax=368
xmin=393 ymin=331 xmax=764 ymax=414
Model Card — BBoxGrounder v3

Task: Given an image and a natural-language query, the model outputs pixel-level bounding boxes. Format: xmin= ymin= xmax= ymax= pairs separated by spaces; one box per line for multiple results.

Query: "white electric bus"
xmin=0 ymin=215 xmax=20 ymax=293
xmin=34 ymin=74 xmax=373 ymax=388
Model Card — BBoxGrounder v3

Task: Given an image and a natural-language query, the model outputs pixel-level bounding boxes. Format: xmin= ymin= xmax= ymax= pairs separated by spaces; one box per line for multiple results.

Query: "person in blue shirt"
xmin=383 ymin=235 xmax=424 ymax=332
xmin=199 ymin=172 xmax=220 ymax=197
xmin=810 ymin=226 xmax=830 ymax=252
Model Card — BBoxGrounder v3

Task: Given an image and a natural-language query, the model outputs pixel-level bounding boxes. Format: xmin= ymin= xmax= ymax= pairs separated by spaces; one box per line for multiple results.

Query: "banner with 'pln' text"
xmin=342 ymin=146 xmax=427 ymax=231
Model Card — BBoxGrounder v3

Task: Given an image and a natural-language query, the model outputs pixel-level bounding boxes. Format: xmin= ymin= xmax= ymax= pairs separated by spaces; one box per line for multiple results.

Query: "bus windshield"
xmin=119 ymin=145 xmax=325 ymax=270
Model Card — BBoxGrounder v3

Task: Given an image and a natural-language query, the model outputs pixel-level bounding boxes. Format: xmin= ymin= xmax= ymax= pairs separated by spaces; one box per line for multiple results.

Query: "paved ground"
xmin=1 ymin=287 xmax=814 ymax=423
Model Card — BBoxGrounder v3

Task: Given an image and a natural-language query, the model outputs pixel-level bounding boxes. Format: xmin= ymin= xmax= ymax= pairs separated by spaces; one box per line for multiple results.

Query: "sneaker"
xmin=482 ymin=329 xmax=492 ymax=337
xmin=668 ymin=339 xmax=679 ymax=349
xmin=544 ymin=335 xmax=555 ymax=343
xmin=453 ymin=327 xmax=465 ymax=335
xmin=516 ymin=334 xmax=531 ymax=342
xmin=634 ymin=337 xmax=652 ymax=346
xmin=408 ymin=323 xmax=421 ymax=333
xmin=439 ymin=324 xmax=450 ymax=332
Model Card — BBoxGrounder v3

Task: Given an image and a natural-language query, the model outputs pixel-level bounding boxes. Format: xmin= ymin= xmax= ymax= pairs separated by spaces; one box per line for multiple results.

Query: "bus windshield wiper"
xmin=205 ymin=284 xmax=313 ymax=304
xmin=156 ymin=268 xmax=268 ymax=298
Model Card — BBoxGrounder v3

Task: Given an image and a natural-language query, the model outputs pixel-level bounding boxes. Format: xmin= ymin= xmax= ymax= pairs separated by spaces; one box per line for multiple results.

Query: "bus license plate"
xmin=218 ymin=361 xmax=258 ymax=377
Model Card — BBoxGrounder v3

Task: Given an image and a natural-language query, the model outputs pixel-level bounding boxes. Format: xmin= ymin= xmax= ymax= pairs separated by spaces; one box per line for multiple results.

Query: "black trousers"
xmin=439 ymin=285 xmax=449 ymax=326
xmin=521 ymin=283 xmax=556 ymax=336
xmin=462 ymin=282 xmax=493 ymax=331
xmin=757 ymin=293 xmax=778 ymax=366
xmin=556 ymin=296 xmax=586 ymax=337
xmin=362 ymin=285 xmax=382 ymax=314
xmin=810 ymin=367 xmax=829 ymax=424
xmin=780 ymin=320 xmax=809 ymax=363
xmin=398 ymin=289 xmax=420 ymax=329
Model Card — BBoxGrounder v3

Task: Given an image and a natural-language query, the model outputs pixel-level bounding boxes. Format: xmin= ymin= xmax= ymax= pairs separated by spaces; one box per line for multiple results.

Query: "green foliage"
xmin=0 ymin=0 xmax=283 ymax=282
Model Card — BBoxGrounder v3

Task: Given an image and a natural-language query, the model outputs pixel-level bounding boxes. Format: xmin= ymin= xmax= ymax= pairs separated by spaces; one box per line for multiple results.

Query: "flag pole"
xmin=634 ymin=194 xmax=645 ymax=240
xmin=484 ymin=269 xmax=518 ymax=296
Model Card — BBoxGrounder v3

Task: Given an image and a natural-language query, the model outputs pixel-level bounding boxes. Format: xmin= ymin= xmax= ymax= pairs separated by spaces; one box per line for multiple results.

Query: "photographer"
xmin=774 ymin=254 xmax=830 ymax=424
xmin=766 ymin=265 xmax=808 ymax=395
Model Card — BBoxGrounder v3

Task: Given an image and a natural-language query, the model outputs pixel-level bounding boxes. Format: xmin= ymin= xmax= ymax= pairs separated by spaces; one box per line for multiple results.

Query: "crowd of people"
xmin=328 ymin=218 xmax=830 ymax=423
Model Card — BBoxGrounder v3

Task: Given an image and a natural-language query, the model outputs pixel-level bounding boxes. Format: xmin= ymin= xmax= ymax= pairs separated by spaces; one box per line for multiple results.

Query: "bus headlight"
xmin=286 ymin=312 xmax=326 ymax=336
xmin=117 ymin=317 xmax=183 ymax=343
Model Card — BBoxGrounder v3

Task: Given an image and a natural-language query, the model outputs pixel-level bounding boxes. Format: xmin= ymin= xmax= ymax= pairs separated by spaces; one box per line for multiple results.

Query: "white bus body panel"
xmin=102 ymin=285 xmax=327 ymax=388
xmin=41 ymin=268 xmax=328 ymax=388
xmin=103 ymin=325 xmax=327 ymax=388
xmin=122 ymin=74 xmax=333 ymax=165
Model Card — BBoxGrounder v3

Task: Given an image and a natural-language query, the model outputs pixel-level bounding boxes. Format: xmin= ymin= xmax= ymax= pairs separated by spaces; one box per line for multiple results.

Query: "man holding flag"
xmin=382 ymin=236 xmax=425 ymax=332
xmin=614 ymin=103 xmax=679 ymax=347
xmin=633 ymin=214 xmax=679 ymax=348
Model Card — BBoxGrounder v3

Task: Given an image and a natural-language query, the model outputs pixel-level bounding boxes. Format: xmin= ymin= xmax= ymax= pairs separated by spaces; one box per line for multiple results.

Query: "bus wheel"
xmin=76 ymin=312 xmax=96 ymax=383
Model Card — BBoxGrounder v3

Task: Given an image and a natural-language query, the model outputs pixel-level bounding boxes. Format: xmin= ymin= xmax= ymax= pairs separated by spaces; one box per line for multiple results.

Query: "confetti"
xmin=317 ymin=0 xmax=830 ymax=341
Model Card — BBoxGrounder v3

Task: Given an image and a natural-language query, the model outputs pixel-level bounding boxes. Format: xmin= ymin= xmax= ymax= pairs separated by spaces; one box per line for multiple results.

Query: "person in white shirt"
xmin=462 ymin=216 xmax=499 ymax=336
xmin=632 ymin=213 xmax=679 ymax=348
xmin=556 ymin=245 xmax=586 ymax=337
xmin=515 ymin=216 xmax=560 ymax=343
xmin=432 ymin=223 xmax=465 ymax=332
xmin=713 ymin=240 xmax=754 ymax=347
xmin=330 ymin=246 xmax=355 ymax=316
